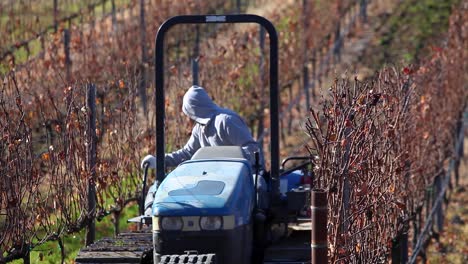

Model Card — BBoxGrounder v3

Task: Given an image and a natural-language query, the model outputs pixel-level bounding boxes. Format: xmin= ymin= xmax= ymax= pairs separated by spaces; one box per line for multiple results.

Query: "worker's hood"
xmin=182 ymin=85 xmax=234 ymax=125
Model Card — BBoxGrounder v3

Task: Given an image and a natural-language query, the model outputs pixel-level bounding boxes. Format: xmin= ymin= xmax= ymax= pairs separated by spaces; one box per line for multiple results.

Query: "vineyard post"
xmin=336 ymin=1 xmax=343 ymax=66
xmin=461 ymin=112 xmax=466 ymax=160
xmin=236 ymin=0 xmax=241 ymax=13
xmin=431 ymin=175 xmax=438 ymax=231
xmin=90 ymin=3 xmax=96 ymax=29
xmin=351 ymin=1 xmax=359 ymax=27
xmin=45 ymin=120 xmax=54 ymax=146
xmin=192 ymin=58 xmax=199 ymax=86
xmin=454 ymin=115 xmax=464 ymax=186
xmin=333 ymin=13 xmax=342 ymax=64
xmin=54 ymin=0 xmax=58 ymax=32
xmin=403 ymin=230 xmax=409 ymax=262
xmin=57 ymin=238 xmax=65 ymax=263
xmin=318 ymin=46 xmax=323 ymax=86
xmin=139 ymin=0 xmax=148 ymax=114
xmin=39 ymin=35 xmax=45 ymax=59
xmin=102 ymin=0 xmax=106 ymax=15
xmin=295 ymin=94 xmax=300 ymax=127
xmin=25 ymin=43 xmax=31 ymax=60
xmin=113 ymin=210 xmax=121 ymax=236
xmin=325 ymin=36 xmax=330 ymax=74
xmin=80 ymin=10 xmax=84 ymax=47
xmin=325 ymin=36 xmax=331 ymax=77
xmin=303 ymin=65 xmax=310 ymax=111
xmin=86 ymin=84 xmax=97 ymax=246
xmin=192 ymin=20 xmax=200 ymax=87
xmin=111 ymin=0 xmax=117 ymax=31
xmin=302 ymin=0 xmax=308 ymax=60
xmin=23 ymin=249 xmax=30 ymax=264
xmin=425 ymin=186 xmax=432 ymax=223
xmin=193 ymin=25 xmax=200 ymax=60
xmin=183 ymin=30 xmax=188 ymax=75
xmin=412 ymin=206 xmax=422 ymax=252
xmin=434 ymin=174 xmax=444 ymax=232
xmin=391 ymin=232 xmax=408 ymax=264
xmin=176 ymin=32 xmax=181 ymax=79
xmin=280 ymin=115 xmax=286 ymax=143
xmin=349 ymin=1 xmax=355 ymax=28
xmin=63 ymin=29 xmax=71 ymax=83
xmin=343 ymin=4 xmax=349 ymax=29
xmin=311 ymin=49 xmax=316 ymax=97
xmin=279 ymin=84 xmax=286 ymax=141
xmin=192 ymin=1 xmax=201 ymax=66
xmin=360 ymin=0 xmax=368 ymax=24
xmin=333 ymin=33 xmax=342 ymax=63
xmin=311 ymin=189 xmax=327 ymax=264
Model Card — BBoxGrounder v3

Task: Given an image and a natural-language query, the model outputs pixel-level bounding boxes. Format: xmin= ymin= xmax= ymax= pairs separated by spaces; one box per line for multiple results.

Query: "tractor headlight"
xmin=199 ymin=216 xmax=223 ymax=230
xmin=160 ymin=217 xmax=183 ymax=231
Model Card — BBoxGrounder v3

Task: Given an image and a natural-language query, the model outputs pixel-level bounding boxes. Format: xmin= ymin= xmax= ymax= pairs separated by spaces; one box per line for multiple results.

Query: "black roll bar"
xmin=154 ymin=14 xmax=279 ymax=189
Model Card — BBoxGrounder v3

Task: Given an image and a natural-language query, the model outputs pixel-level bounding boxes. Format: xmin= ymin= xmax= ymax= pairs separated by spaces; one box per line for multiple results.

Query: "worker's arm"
xmin=165 ymin=125 xmax=201 ymax=167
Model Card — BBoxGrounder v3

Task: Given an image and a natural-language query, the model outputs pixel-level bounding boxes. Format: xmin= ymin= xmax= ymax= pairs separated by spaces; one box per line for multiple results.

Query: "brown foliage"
xmin=306 ymin=4 xmax=467 ymax=262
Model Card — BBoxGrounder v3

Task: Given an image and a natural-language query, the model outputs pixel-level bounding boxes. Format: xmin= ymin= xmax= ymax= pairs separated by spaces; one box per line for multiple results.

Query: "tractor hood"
xmin=152 ymin=159 xmax=254 ymax=222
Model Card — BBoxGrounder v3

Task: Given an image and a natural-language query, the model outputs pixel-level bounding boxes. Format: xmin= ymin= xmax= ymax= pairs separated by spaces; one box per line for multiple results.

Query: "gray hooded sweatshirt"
xmin=165 ymin=86 xmax=261 ymax=167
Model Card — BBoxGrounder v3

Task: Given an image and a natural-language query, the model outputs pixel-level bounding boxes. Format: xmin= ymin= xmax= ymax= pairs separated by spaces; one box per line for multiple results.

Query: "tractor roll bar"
xmin=154 ymin=14 xmax=279 ymax=188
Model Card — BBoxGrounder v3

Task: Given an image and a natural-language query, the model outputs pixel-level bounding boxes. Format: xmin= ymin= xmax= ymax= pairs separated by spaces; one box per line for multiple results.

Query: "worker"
xmin=141 ymin=85 xmax=267 ymax=215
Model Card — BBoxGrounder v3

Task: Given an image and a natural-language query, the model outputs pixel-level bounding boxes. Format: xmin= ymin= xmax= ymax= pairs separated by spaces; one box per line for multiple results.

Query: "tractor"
xmin=76 ymin=14 xmax=312 ymax=264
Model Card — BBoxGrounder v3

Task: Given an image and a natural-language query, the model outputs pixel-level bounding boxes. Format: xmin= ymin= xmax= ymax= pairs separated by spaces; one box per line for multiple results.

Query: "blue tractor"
xmin=150 ymin=146 xmax=260 ymax=263
xmin=76 ymin=14 xmax=313 ymax=264
xmin=148 ymin=15 xmax=312 ymax=264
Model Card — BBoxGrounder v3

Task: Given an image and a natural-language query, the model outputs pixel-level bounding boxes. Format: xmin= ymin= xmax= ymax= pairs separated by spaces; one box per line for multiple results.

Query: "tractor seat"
xmin=191 ymin=146 xmax=247 ymax=160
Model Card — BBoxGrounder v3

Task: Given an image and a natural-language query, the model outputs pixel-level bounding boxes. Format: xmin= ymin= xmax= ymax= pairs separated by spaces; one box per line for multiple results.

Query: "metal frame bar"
xmin=154 ymin=14 xmax=279 ymax=186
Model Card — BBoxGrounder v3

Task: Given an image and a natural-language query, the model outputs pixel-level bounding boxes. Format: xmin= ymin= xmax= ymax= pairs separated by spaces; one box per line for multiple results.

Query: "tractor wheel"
xmin=159 ymin=253 xmax=216 ymax=264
